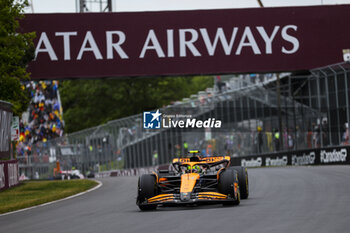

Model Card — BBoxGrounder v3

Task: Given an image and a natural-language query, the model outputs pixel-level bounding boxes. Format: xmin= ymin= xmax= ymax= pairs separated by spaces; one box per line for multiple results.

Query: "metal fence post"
xmin=319 ymin=70 xmax=332 ymax=146
xmin=339 ymin=64 xmax=350 ymax=145
xmin=329 ymin=66 xmax=342 ymax=144
xmin=314 ymin=73 xmax=323 ymax=147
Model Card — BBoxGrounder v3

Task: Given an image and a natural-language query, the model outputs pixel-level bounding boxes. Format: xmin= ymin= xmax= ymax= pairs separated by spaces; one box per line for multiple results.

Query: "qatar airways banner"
xmin=21 ymin=5 xmax=350 ymax=79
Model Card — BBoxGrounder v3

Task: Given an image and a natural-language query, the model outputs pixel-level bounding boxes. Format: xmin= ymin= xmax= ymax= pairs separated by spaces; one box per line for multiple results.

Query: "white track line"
xmin=0 ymin=180 xmax=103 ymax=217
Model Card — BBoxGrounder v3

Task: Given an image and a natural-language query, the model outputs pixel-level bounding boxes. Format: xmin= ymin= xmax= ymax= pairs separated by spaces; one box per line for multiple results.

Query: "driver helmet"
xmin=192 ymin=165 xmax=202 ymax=173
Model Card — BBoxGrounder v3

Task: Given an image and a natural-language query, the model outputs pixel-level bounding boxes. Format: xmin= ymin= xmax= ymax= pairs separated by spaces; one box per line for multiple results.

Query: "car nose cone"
xmin=180 ymin=192 xmax=191 ymax=202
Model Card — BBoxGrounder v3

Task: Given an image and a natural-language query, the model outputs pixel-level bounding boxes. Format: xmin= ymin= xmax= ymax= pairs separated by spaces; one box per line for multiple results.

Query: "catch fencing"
xmin=18 ymin=61 xmax=350 ymax=179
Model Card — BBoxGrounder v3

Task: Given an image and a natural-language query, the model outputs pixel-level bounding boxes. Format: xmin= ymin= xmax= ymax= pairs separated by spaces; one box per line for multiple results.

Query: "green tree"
xmin=0 ymin=0 xmax=35 ymax=116
xmin=60 ymin=76 xmax=213 ymax=133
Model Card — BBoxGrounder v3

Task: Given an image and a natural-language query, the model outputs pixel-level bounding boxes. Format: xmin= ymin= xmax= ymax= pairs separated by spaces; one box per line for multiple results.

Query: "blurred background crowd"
xmin=16 ymin=81 xmax=64 ymax=157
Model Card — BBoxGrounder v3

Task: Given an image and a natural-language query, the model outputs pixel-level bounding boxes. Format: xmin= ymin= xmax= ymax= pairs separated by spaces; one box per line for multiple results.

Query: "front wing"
xmin=138 ymin=192 xmax=236 ymax=206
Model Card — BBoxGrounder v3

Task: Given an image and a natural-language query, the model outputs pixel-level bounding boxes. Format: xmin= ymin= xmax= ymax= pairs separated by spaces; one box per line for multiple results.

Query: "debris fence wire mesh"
xmin=18 ymin=62 xmax=350 ymax=178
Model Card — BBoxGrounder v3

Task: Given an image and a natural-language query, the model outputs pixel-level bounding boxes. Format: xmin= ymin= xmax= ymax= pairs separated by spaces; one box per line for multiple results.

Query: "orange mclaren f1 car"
xmin=136 ymin=151 xmax=249 ymax=210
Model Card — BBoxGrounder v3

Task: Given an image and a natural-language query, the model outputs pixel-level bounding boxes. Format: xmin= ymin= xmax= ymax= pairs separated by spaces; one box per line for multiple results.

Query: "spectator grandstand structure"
xmin=17 ymin=81 xmax=64 ymax=178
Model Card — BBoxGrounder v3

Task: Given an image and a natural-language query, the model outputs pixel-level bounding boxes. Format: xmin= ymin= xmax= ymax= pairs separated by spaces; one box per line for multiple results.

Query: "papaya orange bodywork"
xmin=147 ymin=192 xmax=228 ymax=204
xmin=159 ymin=177 xmax=168 ymax=183
xmin=180 ymin=173 xmax=200 ymax=193
xmin=158 ymin=177 xmax=168 ymax=187
xmin=172 ymin=156 xmax=231 ymax=164
xmin=138 ymin=154 xmax=243 ymax=208
xmin=216 ymin=167 xmax=225 ymax=180
xmin=148 ymin=194 xmax=175 ymax=203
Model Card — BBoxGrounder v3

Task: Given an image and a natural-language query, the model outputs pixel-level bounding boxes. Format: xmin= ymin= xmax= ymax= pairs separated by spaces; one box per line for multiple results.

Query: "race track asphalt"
xmin=1 ymin=166 xmax=350 ymax=233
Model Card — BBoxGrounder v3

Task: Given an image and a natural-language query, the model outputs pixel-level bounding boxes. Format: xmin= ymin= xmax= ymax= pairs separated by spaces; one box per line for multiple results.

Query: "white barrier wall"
xmin=8 ymin=162 xmax=19 ymax=187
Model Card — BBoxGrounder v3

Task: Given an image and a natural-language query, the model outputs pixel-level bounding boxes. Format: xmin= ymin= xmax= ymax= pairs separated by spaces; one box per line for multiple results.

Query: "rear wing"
xmin=172 ymin=156 xmax=231 ymax=164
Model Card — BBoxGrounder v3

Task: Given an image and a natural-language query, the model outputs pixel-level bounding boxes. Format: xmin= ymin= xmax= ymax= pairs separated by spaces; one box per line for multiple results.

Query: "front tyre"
xmin=231 ymin=166 xmax=249 ymax=199
xmin=137 ymin=174 xmax=158 ymax=211
xmin=218 ymin=169 xmax=240 ymax=206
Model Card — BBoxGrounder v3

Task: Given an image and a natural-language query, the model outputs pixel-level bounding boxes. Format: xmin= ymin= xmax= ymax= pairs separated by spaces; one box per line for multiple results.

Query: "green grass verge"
xmin=0 ymin=179 xmax=98 ymax=214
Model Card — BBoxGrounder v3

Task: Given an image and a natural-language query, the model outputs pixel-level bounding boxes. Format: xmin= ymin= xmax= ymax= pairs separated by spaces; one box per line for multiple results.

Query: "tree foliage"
xmin=0 ymin=0 xmax=35 ymax=115
xmin=60 ymin=76 xmax=213 ymax=133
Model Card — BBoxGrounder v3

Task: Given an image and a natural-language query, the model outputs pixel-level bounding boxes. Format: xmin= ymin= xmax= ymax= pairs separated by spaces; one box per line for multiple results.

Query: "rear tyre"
xmin=218 ymin=169 xmax=240 ymax=206
xmin=231 ymin=166 xmax=249 ymax=199
xmin=137 ymin=174 xmax=158 ymax=211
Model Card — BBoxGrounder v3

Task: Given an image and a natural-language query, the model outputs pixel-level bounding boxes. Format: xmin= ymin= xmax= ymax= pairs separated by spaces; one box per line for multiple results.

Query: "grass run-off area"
xmin=0 ymin=179 xmax=98 ymax=214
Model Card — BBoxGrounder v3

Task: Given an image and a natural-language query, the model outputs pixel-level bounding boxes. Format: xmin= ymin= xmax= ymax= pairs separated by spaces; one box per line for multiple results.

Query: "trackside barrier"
xmin=0 ymin=160 xmax=19 ymax=191
xmin=99 ymin=146 xmax=350 ymax=178
xmin=230 ymin=145 xmax=350 ymax=167
xmin=97 ymin=165 xmax=174 ymax=177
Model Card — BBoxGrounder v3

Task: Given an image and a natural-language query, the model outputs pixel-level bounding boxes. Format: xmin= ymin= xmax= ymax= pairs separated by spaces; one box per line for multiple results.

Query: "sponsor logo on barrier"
xmin=0 ymin=164 xmax=5 ymax=189
xmin=241 ymin=157 xmax=262 ymax=167
xmin=320 ymin=149 xmax=347 ymax=163
xmin=265 ymin=156 xmax=288 ymax=166
xmin=291 ymin=152 xmax=316 ymax=165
